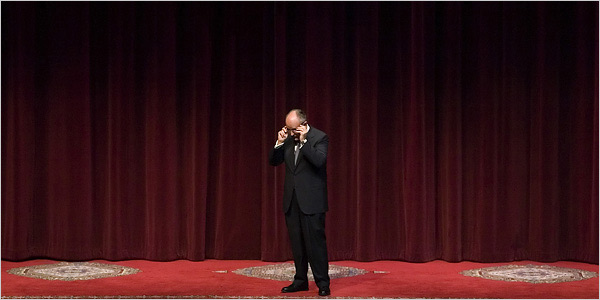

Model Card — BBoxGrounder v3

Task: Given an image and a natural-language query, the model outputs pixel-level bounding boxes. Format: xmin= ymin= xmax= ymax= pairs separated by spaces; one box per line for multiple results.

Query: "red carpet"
xmin=1 ymin=259 xmax=598 ymax=298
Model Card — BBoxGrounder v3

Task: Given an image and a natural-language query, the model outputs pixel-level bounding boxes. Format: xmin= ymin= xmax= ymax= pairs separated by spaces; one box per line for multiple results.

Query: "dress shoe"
xmin=281 ymin=283 xmax=309 ymax=293
xmin=318 ymin=286 xmax=331 ymax=296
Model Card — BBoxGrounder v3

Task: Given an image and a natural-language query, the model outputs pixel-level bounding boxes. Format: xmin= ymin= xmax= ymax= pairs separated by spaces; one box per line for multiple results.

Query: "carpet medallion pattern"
xmin=6 ymin=262 xmax=141 ymax=281
xmin=232 ymin=263 xmax=369 ymax=281
xmin=461 ymin=264 xmax=598 ymax=284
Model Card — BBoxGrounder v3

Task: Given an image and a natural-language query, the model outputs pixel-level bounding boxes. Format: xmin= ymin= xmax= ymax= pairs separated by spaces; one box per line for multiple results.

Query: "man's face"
xmin=285 ymin=115 xmax=302 ymax=141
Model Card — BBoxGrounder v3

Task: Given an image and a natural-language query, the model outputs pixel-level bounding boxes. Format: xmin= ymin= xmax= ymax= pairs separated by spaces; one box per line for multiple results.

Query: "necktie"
xmin=294 ymin=142 xmax=300 ymax=165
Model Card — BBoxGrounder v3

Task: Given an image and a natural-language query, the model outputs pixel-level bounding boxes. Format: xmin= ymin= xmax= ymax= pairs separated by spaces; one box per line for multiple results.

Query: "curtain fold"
xmin=2 ymin=2 xmax=598 ymax=263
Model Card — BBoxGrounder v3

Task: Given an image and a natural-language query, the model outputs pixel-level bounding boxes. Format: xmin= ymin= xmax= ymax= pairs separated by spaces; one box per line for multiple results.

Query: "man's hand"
xmin=277 ymin=127 xmax=288 ymax=144
xmin=297 ymin=124 xmax=308 ymax=142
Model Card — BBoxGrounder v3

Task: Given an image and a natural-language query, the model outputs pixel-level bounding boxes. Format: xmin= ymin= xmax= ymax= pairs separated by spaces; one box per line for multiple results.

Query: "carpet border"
xmin=0 ymin=296 xmax=473 ymax=299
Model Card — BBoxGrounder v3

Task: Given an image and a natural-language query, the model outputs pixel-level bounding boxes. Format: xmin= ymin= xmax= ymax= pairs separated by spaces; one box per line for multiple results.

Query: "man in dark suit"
xmin=268 ymin=109 xmax=331 ymax=296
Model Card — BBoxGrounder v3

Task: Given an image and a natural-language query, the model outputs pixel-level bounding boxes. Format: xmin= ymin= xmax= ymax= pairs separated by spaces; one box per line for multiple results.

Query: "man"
xmin=268 ymin=109 xmax=331 ymax=296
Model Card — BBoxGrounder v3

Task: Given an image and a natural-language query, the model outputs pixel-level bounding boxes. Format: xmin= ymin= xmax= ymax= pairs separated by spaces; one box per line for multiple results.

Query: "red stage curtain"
xmin=2 ymin=2 xmax=598 ymax=263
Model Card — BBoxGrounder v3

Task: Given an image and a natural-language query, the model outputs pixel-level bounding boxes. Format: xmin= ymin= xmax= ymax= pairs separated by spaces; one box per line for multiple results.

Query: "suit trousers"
xmin=285 ymin=190 xmax=330 ymax=288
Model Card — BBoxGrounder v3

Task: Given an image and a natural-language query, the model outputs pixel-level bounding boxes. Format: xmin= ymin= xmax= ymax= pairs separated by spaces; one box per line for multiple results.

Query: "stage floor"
xmin=1 ymin=259 xmax=598 ymax=299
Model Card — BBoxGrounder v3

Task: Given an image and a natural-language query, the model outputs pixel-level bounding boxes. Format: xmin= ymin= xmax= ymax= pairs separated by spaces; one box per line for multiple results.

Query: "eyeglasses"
xmin=285 ymin=121 xmax=307 ymax=136
xmin=286 ymin=127 xmax=299 ymax=137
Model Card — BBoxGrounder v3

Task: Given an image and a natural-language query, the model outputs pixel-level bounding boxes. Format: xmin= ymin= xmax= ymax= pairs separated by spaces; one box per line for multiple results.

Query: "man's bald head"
xmin=285 ymin=109 xmax=307 ymax=129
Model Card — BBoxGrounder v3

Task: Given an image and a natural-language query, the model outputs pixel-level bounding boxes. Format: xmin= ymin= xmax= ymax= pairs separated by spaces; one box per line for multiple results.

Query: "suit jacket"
xmin=268 ymin=126 xmax=329 ymax=214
